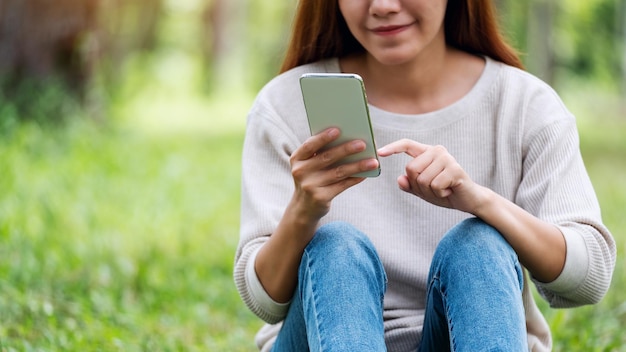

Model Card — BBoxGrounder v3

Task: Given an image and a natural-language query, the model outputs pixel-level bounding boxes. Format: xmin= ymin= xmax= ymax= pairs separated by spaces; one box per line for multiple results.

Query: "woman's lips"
xmin=371 ymin=24 xmax=411 ymax=36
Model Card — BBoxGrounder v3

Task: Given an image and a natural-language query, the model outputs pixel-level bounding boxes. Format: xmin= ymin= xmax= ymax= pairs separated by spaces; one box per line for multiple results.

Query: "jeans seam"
xmin=304 ymin=247 xmax=328 ymax=351
xmin=440 ymin=279 xmax=455 ymax=352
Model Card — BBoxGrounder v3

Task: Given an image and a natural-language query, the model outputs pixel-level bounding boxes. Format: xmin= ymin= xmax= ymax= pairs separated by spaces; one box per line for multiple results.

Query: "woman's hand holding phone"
xmin=289 ymin=127 xmax=380 ymax=223
xmin=254 ymin=128 xmax=378 ymax=304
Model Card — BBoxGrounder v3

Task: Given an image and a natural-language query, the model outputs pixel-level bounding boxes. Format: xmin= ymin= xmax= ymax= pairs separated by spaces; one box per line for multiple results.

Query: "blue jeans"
xmin=271 ymin=219 xmax=527 ymax=352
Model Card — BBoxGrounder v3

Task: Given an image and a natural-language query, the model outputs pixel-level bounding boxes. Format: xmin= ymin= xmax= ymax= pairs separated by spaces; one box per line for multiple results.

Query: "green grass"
xmin=0 ymin=90 xmax=624 ymax=351
xmin=0 ymin=119 xmax=261 ymax=351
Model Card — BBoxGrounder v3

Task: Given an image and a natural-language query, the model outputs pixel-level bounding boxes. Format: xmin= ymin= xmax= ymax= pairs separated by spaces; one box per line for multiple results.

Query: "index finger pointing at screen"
xmin=377 ymin=139 xmax=430 ymax=158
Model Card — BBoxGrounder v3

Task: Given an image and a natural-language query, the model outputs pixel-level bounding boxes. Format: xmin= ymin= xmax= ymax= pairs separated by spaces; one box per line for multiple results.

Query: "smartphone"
xmin=299 ymin=73 xmax=380 ymax=177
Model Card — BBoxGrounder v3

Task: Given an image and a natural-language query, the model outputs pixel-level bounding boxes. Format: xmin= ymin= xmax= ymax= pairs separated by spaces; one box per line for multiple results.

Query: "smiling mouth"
xmin=371 ymin=24 xmax=411 ymax=36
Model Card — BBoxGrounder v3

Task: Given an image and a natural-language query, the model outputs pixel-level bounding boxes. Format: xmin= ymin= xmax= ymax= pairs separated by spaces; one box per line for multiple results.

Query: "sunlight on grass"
xmin=117 ymin=89 xmax=253 ymax=137
xmin=111 ymin=49 xmax=255 ymax=138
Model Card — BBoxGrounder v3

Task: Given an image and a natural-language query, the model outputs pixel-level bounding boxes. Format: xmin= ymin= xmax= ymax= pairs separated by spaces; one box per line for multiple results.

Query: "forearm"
xmin=254 ymin=199 xmax=319 ymax=303
xmin=472 ymin=187 xmax=566 ymax=283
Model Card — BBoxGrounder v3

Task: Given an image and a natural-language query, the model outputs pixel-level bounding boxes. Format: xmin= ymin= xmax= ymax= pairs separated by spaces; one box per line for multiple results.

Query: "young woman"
xmin=234 ymin=0 xmax=617 ymax=351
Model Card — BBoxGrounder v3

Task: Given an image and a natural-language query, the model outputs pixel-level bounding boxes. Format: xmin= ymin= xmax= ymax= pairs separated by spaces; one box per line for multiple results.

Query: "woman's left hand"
xmin=378 ymin=139 xmax=488 ymax=214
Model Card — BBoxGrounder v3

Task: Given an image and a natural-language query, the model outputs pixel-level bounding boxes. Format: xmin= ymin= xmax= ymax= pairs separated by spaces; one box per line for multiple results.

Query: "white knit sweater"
xmin=234 ymin=57 xmax=616 ymax=352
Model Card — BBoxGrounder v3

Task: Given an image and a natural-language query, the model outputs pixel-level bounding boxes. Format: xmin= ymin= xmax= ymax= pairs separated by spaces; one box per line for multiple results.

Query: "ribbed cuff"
xmin=538 ymin=226 xmax=588 ymax=293
xmin=245 ymin=247 xmax=291 ymax=320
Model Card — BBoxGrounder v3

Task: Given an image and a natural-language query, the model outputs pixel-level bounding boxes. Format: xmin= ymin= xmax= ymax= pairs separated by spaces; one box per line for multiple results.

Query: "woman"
xmin=234 ymin=0 xmax=616 ymax=351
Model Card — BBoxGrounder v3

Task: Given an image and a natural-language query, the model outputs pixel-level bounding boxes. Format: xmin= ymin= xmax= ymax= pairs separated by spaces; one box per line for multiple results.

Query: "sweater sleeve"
xmin=516 ymin=114 xmax=616 ymax=308
xmin=233 ymin=93 xmax=303 ymax=324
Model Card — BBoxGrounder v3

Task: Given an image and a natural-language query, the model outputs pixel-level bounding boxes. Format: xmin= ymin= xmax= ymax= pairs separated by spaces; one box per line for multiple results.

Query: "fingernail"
xmin=351 ymin=140 xmax=365 ymax=150
xmin=327 ymin=128 xmax=339 ymax=138
xmin=365 ymin=159 xmax=378 ymax=169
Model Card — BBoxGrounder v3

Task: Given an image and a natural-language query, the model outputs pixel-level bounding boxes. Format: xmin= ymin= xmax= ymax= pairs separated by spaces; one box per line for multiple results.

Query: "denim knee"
xmin=438 ymin=218 xmax=514 ymax=256
xmin=422 ymin=218 xmax=527 ymax=352
xmin=434 ymin=217 xmax=523 ymax=289
xmin=302 ymin=221 xmax=387 ymax=291
xmin=308 ymin=222 xmax=376 ymax=258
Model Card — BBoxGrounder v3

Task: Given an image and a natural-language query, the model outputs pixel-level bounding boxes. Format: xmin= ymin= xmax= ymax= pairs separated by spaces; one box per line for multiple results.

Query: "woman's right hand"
xmin=255 ymin=127 xmax=378 ymax=303
xmin=289 ymin=127 xmax=380 ymax=223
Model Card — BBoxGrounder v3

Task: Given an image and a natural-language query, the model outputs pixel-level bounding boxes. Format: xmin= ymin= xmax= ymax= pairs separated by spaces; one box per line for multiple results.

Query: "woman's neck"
xmin=340 ymin=47 xmax=485 ymax=115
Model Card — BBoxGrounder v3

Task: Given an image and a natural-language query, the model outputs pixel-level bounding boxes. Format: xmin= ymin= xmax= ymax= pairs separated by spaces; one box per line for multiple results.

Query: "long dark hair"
xmin=280 ymin=0 xmax=523 ymax=73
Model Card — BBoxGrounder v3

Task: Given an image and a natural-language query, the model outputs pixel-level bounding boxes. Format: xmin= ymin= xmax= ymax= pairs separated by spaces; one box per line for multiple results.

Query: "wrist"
xmin=288 ymin=192 xmax=328 ymax=225
xmin=280 ymin=196 xmax=322 ymax=238
xmin=469 ymin=186 xmax=497 ymax=219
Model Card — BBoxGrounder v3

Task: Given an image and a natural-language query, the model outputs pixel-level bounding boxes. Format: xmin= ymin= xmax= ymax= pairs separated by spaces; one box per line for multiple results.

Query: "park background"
xmin=0 ymin=0 xmax=624 ymax=350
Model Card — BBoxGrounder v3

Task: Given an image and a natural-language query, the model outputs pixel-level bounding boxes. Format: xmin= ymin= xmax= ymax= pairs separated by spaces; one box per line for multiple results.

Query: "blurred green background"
xmin=0 ymin=0 xmax=624 ymax=351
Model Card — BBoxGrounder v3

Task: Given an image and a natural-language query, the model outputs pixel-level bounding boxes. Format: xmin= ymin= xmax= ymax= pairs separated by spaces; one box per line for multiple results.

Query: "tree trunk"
xmin=615 ymin=0 xmax=626 ymax=106
xmin=0 ymin=0 xmax=166 ymax=121
xmin=201 ymin=0 xmax=248 ymax=92
xmin=526 ymin=0 xmax=557 ymax=85
xmin=0 ymin=0 xmax=99 ymax=92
